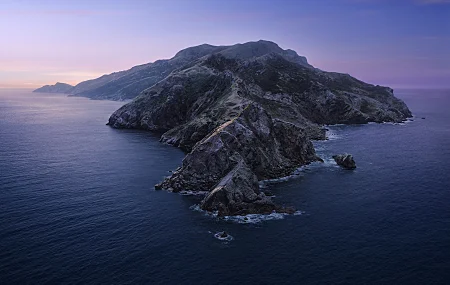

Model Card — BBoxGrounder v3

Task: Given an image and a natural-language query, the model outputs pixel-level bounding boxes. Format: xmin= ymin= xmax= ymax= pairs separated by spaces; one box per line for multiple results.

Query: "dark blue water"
xmin=1 ymin=89 xmax=449 ymax=284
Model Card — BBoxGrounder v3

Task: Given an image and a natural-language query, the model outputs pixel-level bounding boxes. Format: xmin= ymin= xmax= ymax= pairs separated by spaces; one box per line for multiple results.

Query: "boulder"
xmin=332 ymin=154 xmax=356 ymax=169
xmin=214 ymin=231 xmax=233 ymax=240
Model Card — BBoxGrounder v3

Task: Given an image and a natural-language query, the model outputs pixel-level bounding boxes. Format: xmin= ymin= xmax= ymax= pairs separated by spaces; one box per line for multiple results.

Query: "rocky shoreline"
xmin=107 ymin=40 xmax=412 ymax=216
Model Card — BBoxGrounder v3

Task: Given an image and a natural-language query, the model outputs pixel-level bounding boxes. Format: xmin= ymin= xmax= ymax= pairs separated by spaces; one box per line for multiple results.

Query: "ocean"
xmin=0 ymin=89 xmax=449 ymax=284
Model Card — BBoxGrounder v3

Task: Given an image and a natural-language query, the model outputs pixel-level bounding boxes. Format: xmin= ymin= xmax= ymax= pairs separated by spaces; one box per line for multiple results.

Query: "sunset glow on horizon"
xmin=1 ymin=0 xmax=449 ymax=89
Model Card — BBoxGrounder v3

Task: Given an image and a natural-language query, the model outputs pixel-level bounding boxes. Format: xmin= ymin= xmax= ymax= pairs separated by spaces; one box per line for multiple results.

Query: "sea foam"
xmin=179 ymin=190 xmax=209 ymax=196
xmin=190 ymin=205 xmax=303 ymax=224
xmin=213 ymin=231 xmax=234 ymax=241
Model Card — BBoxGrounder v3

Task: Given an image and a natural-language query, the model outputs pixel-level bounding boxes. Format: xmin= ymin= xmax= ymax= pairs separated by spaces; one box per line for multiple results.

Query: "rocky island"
xmin=106 ymin=40 xmax=411 ymax=216
xmin=333 ymin=154 xmax=357 ymax=169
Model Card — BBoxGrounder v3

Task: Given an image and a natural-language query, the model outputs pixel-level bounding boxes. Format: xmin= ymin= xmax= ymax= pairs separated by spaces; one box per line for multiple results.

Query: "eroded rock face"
xmin=107 ymin=40 xmax=412 ymax=215
xmin=333 ymin=154 xmax=357 ymax=169
xmin=201 ymin=160 xmax=277 ymax=216
xmin=155 ymin=104 xmax=319 ymax=193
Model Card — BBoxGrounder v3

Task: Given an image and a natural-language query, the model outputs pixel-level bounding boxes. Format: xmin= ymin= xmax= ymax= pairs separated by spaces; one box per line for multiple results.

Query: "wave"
xmin=213 ymin=231 xmax=234 ymax=241
xmin=179 ymin=190 xmax=209 ymax=196
xmin=190 ymin=204 xmax=219 ymax=216
xmin=259 ymin=159 xmax=339 ymax=188
xmin=224 ymin=211 xmax=303 ymax=224
xmin=325 ymin=130 xmax=341 ymax=141
xmin=324 ymin=123 xmax=346 ymax=127
xmin=382 ymin=119 xmax=415 ymax=126
xmin=319 ymin=157 xmax=338 ymax=168
xmin=190 ymin=204 xmax=304 ymax=224
xmin=259 ymin=168 xmax=305 ymax=185
xmin=400 ymin=118 xmax=415 ymax=125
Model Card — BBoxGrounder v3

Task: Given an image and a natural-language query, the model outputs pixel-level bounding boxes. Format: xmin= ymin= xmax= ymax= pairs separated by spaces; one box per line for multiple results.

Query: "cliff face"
xmin=33 ymin=82 xmax=74 ymax=94
xmin=156 ymin=104 xmax=318 ymax=189
xmin=107 ymin=40 xmax=412 ymax=215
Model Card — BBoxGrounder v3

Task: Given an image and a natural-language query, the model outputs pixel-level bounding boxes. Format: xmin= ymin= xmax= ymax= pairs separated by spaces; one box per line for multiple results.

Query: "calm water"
xmin=0 ymin=89 xmax=449 ymax=284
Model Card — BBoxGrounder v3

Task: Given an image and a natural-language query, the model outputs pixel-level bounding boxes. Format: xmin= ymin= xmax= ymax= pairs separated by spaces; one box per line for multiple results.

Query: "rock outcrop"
xmin=33 ymin=82 xmax=74 ymax=94
xmin=201 ymin=160 xmax=277 ymax=216
xmin=155 ymin=103 xmax=318 ymax=191
xmin=333 ymin=154 xmax=357 ymax=169
xmin=107 ymin=40 xmax=411 ymax=215
xmin=214 ymin=231 xmax=233 ymax=241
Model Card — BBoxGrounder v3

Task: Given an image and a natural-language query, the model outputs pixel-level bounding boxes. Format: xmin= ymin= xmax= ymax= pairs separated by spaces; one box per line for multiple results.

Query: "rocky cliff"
xmin=107 ymin=40 xmax=412 ymax=216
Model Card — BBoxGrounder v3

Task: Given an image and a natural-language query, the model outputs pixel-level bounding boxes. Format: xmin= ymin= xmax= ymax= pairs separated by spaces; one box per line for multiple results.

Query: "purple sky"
xmin=1 ymin=0 xmax=449 ymax=88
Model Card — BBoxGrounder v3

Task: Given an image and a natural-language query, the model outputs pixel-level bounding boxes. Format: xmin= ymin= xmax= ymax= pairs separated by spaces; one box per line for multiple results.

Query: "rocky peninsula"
xmin=33 ymin=82 xmax=74 ymax=94
xmin=107 ymin=40 xmax=412 ymax=216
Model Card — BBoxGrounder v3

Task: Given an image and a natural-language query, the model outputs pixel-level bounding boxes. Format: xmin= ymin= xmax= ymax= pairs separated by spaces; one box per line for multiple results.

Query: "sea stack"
xmin=333 ymin=154 xmax=357 ymax=170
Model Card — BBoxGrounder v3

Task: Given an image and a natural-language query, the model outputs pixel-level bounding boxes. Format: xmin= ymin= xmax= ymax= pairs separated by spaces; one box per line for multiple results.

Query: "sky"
xmin=0 ymin=0 xmax=449 ymax=89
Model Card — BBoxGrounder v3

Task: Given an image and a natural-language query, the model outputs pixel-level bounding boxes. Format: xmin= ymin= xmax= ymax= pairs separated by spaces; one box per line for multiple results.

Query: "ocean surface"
xmin=0 ymin=89 xmax=449 ymax=284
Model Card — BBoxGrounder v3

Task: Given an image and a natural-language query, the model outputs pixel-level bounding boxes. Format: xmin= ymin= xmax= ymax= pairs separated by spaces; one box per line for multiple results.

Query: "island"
xmin=104 ymin=40 xmax=412 ymax=216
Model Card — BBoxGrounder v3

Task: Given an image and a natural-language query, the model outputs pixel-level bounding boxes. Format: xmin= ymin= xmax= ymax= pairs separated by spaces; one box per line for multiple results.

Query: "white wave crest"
xmin=224 ymin=211 xmax=304 ymax=224
xmin=179 ymin=190 xmax=209 ymax=196
xmin=190 ymin=205 xmax=304 ymax=224
xmin=325 ymin=130 xmax=341 ymax=140
xmin=214 ymin=231 xmax=234 ymax=241
xmin=321 ymin=157 xmax=338 ymax=167
xmin=259 ymin=166 xmax=307 ymax=186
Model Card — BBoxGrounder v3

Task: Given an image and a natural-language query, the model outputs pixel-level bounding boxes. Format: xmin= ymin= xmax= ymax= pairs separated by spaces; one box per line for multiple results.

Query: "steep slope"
xmin=33 ymin=82 xmax=74 ymax=94
xmin=68 ymin=64 xmax=152 ymax=96
xmin=68 ymin=44 xmax=228 ymax=100
xmin=35 ymin=40 xmax=313 ymax=101
xmin=108 ymin=40 xmax=412 ymax=215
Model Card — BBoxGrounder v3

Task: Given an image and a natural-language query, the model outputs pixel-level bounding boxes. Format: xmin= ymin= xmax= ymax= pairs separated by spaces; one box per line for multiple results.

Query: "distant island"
xmin=33 ymin=82 xmax=74 ymax=94
xmin=101 ymin=40 xmax=411 ymax=216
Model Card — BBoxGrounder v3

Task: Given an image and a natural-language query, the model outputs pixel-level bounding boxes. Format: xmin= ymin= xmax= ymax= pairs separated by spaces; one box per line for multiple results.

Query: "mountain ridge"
xmin=34 ymin=40 xmax=313 ymax=100
xmin=33 ymin=82 xmax=74 ymax=94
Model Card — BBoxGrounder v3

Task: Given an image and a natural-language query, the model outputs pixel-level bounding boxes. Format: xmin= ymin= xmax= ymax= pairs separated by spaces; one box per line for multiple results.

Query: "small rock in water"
xmin=332 ymin=154 xmax=356 ymax=170
xmin=264 ymin=190 xmax=274 ymax=197
xmin=214 ymin=231 xmax=233 ymax=241
xmin=421 ymin=117 xmax=426 ymax=119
